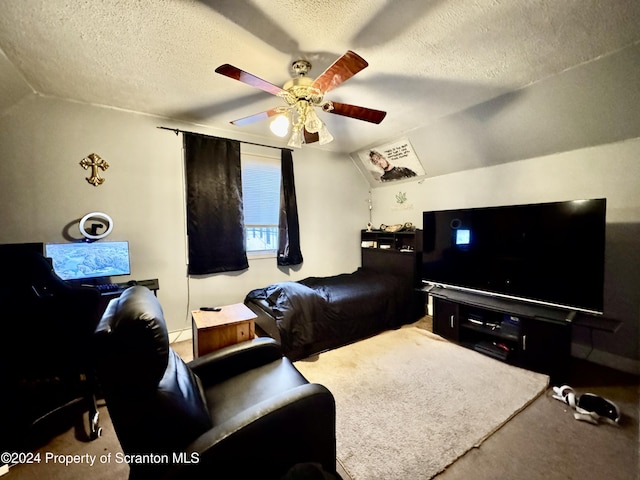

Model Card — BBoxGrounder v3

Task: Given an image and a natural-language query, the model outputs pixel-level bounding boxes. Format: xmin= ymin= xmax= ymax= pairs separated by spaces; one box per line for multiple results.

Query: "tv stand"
xmin=428 ymin=286 xmax=572 ymax=383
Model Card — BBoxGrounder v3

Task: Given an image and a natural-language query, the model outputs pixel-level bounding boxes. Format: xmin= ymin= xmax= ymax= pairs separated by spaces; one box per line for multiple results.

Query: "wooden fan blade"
xmin=230 ymin=108 xmax=282 ymax=126
xmin=327 ymin=102 xmax=387 ymax=124
xmin=303 ymin=129 xmax=319 ymax=144
xmin=311 ymin=50 xmax=368 ymax=93
xmin=215 ymin=64 xmax=286 ymax=96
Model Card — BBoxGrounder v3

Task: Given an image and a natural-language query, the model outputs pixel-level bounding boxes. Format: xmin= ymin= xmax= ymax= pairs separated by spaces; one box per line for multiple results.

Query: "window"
xmin=241 ymin=155 xmax=281 ymax=256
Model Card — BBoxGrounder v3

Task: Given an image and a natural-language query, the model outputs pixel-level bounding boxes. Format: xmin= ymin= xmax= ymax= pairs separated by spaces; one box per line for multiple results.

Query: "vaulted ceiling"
xmin=1 ymin=0 xmax=639 ymax=156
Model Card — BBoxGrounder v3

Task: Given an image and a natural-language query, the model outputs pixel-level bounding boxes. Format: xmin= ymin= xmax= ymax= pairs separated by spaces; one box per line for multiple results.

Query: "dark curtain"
xmin=278 ymin=149 xmax=303 ymax=266
xmin=184 ymin=134 xmax=248 ymax=274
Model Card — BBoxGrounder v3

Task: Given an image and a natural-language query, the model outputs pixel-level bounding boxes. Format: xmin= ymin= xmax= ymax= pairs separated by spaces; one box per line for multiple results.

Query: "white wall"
xmin=184 ymin=142 xmax=370 ymax=332
xmin=368 ymin=138 xmax=640 ymax=370
xmin=0 ymin=95 xmax=369 ymax=333
xmin=357 ymin=43 xmax=640 ymax=372
xmin=2 ymin=89 xmax=637 ymax=370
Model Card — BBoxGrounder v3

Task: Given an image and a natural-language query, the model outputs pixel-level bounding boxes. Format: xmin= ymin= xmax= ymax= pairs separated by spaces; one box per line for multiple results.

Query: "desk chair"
xmin=0 ymin=249 xmax=102 ymax=453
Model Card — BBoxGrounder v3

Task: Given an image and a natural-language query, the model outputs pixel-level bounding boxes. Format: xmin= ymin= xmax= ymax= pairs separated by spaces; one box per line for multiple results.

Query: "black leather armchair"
xmin=0 ymin=248 xmax=103 ymax=453
xmin=93 ymin=286 xmax=337 ymax=480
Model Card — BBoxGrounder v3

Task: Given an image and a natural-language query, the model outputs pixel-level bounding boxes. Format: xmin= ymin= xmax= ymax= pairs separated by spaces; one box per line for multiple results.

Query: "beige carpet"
xmin=295 ymin=324 xmax=549 ymax=480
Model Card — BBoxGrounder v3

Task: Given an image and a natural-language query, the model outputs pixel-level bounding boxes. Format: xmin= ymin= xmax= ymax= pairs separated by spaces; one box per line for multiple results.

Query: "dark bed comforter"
xmin=244 ymin=268 xmax=413 ymax=356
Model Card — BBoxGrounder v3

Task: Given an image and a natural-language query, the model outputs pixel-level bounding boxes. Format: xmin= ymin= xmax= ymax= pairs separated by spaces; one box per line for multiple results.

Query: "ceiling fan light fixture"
xmin=216 ymin=51 xmax=385 ymax=148
xmin=285 ymin=100 xmax=334 ymax=147
xmin=303 ymin=108 xmax=323 ymax=134
xmin=270 ymin=114 xmax=290 ymax=137
xmin=318 ymin=123 xmax=334 ymax=145
xmin=287 ymin=126 xmax=304 ymax=148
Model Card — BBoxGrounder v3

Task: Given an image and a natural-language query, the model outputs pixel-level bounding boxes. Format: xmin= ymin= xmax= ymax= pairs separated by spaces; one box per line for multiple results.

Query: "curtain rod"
xmin=157 ymin=126 xmax=292 ymax=152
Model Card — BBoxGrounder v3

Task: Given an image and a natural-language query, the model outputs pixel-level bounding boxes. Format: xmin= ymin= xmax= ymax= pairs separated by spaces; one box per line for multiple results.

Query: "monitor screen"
xmin=45 ymin=241 xmax=131 ymax=281
xmin=422 ymin=198 xmax=606 ymax=314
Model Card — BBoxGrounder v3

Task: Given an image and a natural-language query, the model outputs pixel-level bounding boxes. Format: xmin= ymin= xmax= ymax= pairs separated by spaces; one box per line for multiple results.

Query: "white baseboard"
xmin=572 ymin=342 xmax=640 ymax=375
xmin=168 ymin=327 xmax=192 ymax=344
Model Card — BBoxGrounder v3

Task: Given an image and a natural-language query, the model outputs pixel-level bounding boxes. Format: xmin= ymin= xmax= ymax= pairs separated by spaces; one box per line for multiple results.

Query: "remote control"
xmin=200 ymin=307 xmax=222 ymax=312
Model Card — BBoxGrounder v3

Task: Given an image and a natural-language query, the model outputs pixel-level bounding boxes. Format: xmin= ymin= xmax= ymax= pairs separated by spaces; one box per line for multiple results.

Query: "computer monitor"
xmin=45 ymin=241 xmax=131 ymax=281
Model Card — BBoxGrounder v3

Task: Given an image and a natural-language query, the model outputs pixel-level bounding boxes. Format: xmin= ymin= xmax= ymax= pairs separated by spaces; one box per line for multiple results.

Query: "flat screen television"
xmin=45 ymin=241 xmax=131 ymax=281
xmin=421 ymin=198 xmax=606 ymax=314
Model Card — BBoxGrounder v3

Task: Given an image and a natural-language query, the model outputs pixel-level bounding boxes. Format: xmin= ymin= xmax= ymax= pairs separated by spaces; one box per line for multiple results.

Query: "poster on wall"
xmin=354 ymin=138 xmax=425 ymax=186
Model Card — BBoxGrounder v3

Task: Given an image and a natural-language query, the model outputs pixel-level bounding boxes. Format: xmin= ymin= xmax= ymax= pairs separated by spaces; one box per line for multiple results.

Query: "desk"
xmin=192 ymin=303 xmax=256 ymax=358
xmin=94 ymin=278 xmax=160 ymax=297
xmin=94 ymin=278 xmax=160 ymax=319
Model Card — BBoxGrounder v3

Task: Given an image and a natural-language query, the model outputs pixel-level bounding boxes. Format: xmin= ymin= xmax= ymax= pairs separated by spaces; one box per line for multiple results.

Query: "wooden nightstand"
xmin=192 ymin=303 xmax=257 ymax=358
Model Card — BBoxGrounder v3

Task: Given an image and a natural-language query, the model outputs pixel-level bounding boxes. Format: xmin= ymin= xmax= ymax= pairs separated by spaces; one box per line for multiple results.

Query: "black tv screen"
xmin=422 ymin=198 xmax=606 ymax=314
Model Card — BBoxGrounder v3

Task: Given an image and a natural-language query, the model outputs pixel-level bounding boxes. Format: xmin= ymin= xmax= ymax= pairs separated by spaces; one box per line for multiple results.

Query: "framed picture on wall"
xmin=354 ymin=138 xmax=425 ymax=186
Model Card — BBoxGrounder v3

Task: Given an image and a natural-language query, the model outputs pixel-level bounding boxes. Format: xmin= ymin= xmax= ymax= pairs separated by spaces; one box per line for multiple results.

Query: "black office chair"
xmin=0 ymin=248 xmax=103 ymax=453
xmin=93 ymin=286 xmax=337 ymax=480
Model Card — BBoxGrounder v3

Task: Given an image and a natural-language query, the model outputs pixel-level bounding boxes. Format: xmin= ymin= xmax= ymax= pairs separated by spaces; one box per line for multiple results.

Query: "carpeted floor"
xmin=5 ymin=319 xmax=638 ymax=480
xmin=434 ymin=357 xmax=640 ymax=480
xmin=294 ymin=323 xmax=549 ymax=479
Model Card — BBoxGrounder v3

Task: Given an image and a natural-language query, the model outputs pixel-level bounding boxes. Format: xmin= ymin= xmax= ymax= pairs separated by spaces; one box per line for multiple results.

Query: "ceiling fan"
xmin=215 ymin=51 xmax=387 ymax=147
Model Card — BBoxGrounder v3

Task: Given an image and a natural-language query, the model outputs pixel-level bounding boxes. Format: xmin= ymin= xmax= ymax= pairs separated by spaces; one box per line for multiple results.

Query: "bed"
xmin=244 ymin=268 xmax=417 ymax=360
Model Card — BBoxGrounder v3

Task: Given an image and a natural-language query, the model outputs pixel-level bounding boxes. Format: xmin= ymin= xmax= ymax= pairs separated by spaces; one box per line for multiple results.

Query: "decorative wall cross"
xmin=79 ymin=153 xmax=109 ymax=186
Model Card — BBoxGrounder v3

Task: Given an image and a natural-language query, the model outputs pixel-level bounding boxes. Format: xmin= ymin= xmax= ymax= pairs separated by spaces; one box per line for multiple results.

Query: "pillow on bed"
xmin=244 ymin=285 xmax=283 ymax=307
xmin=266 ymin=285 xmax=283 ymax=306
xmin=265 ymin=281 xmax=313 ymax=306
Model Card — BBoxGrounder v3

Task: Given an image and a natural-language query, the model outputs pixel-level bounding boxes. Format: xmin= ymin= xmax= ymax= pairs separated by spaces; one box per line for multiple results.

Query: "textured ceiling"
xmin=1 ymin=0 xmax=639 ymax=154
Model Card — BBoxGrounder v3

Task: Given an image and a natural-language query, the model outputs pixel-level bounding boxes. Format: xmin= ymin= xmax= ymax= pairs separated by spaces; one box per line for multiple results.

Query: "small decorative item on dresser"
xmin=379 ymin=222 xmax=415 ymax=233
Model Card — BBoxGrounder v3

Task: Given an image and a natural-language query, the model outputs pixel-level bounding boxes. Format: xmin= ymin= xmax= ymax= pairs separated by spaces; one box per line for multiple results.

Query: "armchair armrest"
xmin=165 ymin=383 xmax=337 ymax=480
xmin=187 ymin=337 xmax=283 ymax=385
